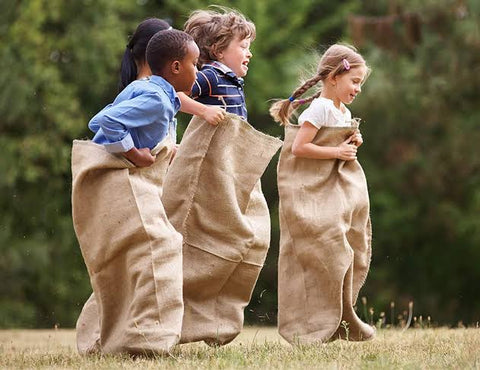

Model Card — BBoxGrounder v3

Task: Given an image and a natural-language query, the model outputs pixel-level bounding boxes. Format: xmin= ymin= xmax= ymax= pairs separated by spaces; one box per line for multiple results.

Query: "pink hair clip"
xmin=342 ymin=58 xmax=350 ymax=71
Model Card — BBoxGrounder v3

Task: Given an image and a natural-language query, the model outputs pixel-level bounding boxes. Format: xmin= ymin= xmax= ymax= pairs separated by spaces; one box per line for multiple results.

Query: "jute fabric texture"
xmin=162 ymin=114 xmax=282 ymax=345
xmin=72 ymin=138 xmax=183 ymax=355
xmin=277 ymin=124 xmax=374 ymax=344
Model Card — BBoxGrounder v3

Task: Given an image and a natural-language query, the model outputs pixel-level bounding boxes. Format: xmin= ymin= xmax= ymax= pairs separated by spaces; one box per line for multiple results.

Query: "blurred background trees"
xmin=1 ymin=0 xmax=479 ymax=328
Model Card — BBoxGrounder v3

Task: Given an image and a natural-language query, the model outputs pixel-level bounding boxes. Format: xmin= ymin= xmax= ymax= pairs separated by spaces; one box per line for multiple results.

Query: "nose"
xmin=247 ymin=49 xmax=252 ymax=58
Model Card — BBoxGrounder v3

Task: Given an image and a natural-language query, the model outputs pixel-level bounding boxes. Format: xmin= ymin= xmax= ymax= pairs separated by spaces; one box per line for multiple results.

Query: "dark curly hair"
xmin=146 ymin=29 xmax=195 ymax=75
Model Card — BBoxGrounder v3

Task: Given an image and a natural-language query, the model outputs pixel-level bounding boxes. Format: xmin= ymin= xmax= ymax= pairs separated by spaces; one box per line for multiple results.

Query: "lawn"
xmin=1 ymin=326 xmax=479 ymax=369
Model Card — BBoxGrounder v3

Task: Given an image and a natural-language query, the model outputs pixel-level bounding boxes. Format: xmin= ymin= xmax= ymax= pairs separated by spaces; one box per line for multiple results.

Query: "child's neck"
xmin=136 ymin=62 xmax=152 ymax=80
xmin=320 ymin=89 xmax=342 ymax=111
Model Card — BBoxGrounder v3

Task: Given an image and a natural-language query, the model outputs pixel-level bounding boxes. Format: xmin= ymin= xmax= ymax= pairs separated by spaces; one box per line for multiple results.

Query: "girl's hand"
xmin=336 ymin=135 xmax=358 ymax=161
xmin=123 ymin=147 xmax=156 ymax=167
xmin=350 ymin=129 xmax=363 ymax=147
xmin=200 ymin=106 xmax=226 ymax=126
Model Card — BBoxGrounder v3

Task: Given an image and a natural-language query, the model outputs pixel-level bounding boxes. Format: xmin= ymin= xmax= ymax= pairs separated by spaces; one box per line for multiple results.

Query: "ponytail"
xmin=270 ymin=74 xmax=323 ymax=126
xmin=118 ymin=47 xmax=138 ymax=92
xmin=117 ymin=18 xmax=171 ymax=92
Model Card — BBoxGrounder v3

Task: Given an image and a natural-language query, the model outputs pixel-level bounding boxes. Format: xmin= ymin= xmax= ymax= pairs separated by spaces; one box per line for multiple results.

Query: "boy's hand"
xmin=123 ymin=147 xmax=156 ymax=167
xmin=336 ymin=135 xmax=358 ymax=161
xmin=200 ymin=106 xmax=226 ymax=125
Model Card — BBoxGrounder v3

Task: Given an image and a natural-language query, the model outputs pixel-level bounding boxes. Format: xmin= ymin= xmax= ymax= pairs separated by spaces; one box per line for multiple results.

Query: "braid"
xmin=269 ymin=74 xmax=322 ymax=126
xmin=291 ymin=89 xmax=322 ymax=109
xmin=291 ymin=74 xmax=322 ymax=101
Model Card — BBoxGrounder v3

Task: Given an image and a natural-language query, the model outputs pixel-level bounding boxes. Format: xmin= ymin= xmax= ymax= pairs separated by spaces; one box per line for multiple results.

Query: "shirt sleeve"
xmin=190 ymin=70 xmax=212 ymax=99
xmin=88 ymin=92 xmax=165 ymax=153
xmin=298 ymin=99 xmax=326 ymax=129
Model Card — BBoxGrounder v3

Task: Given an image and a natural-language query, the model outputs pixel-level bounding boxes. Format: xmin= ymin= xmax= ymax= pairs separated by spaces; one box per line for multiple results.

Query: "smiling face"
xmin=331 ymin=65 xmax=368 ymax=106
xmin=217 ymin=36 xmax=252 ymax=77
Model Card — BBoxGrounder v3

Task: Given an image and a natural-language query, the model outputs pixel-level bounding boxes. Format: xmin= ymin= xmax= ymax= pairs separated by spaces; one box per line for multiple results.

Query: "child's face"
xmin=332 ymin=65 xmax=367 ymax=105
xmin=217 ymin=36 xmax=252 ymax=77
xmin=174 ymin=41 xmax=200 ymax=93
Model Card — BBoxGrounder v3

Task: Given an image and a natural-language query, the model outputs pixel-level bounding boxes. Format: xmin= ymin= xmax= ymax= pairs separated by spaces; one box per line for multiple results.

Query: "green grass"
xmin=1 ymin=327 xmax=480 ymax=369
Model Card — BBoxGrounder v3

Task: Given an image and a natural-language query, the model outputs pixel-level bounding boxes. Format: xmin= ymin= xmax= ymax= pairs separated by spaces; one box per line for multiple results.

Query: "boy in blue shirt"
xmin=73 ymin=29 xmax=199 ymax=356
xmin=89 ymin=28 xmax=199 ymax=166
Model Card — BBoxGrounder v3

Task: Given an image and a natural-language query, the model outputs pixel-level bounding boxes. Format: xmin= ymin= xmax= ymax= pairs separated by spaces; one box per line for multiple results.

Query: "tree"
xmin=0 ymin=0 xmax=156 ymax=328
xmin=352 ymin=0 xmax=480 ymax=324
xmin=0 ymin=0 xmax=357 ymax=327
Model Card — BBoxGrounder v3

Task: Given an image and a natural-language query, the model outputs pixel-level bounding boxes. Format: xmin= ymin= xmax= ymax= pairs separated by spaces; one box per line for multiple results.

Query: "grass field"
xmin=1 ymin=327 xmax=480 ymax=369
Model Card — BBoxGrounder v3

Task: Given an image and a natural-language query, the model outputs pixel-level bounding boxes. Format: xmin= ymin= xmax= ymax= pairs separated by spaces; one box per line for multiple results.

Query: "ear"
xmin=170 ymin=60 xmax=181 ymax=75
xmin=212 ymin=44 xmax=222 ymax=60
xmin=327 ymin=74 xmax=337 ymax=86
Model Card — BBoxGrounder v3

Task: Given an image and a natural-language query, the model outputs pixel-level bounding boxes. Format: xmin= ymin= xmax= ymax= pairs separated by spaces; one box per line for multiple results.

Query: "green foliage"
xmin=0 ymin=0 xmax=159 ymax=328
xmin=354 ymin=0 xmax=480 ymax=324
xmin=156 ymin=0 xmax=357 ymax=325
xmin=2 ymin=0 xmax=480 ymax=328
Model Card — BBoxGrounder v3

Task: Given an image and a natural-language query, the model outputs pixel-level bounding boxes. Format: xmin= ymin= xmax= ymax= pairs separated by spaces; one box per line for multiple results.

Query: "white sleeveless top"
xmin=298 ymin=97 xmax=352 ymax=128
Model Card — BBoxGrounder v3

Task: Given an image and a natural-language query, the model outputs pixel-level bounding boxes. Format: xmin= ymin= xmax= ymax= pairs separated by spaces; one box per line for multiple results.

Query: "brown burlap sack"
xmin=162 ymin=114 xmax=282 ymax=345
xmin=72 ymin=137 xmax=183 ymax=355
xmin=277 ymin=124 xmax=374 ymax=344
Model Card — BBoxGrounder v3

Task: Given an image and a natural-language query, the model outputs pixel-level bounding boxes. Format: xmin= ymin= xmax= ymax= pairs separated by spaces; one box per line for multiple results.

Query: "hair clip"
xmin=297 ymin=99 xmax=306 ymax=105
xmin=288 ymin=96 xmax=295 ymax=102
xmin=342 ymin=58 xmax=351 ymax=71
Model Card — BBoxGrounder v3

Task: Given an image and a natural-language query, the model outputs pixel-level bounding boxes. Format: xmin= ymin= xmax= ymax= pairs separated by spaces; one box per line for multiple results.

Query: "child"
xmin=118 ymin=17 xmax=225 ymax=124
xmin=73 ymin=29 xmax=199 ymax=355
xmin=270 ymin=44 xmax=375 ymax=344
xmin=180 ymin=7 xmax=254 ymax=120
xmin=162 ymin=8 xmax=282 ymax=346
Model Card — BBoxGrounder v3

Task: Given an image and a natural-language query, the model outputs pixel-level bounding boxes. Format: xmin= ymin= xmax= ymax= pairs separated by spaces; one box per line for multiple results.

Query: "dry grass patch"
xmin=1 ymin=327 xmax=479 ymax=369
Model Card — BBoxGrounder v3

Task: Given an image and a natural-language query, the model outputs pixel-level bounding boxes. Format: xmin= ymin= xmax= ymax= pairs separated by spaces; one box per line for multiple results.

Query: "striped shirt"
xmin=190 ymin=61 xmax=247 ymax=120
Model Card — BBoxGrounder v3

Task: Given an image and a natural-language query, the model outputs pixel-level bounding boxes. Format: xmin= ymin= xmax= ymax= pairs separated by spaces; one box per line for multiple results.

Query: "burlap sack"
xmin=72 ymin=137 xmax=183 ymax=355
xmin=277 ymin=124 xmax=374 ymax=344
xmin=162 ymin=114 xmax=282 ymax=345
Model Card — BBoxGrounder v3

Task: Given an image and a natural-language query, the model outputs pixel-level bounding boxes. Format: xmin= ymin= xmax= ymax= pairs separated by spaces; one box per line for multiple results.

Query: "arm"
xmin=88 ymin=92 xmax=166 ymax=153
xmin=178 ymin=92 xmax=225 ymax=125
xmin=292 ymin=121 xmax=358 ymax=161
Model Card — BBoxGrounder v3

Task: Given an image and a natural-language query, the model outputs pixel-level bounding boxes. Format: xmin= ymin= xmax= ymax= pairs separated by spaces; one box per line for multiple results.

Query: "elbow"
xmin=291 ymin=143 xmax=303 ymax=157
xmin=88 ymin=116 xmax=101 ymax=132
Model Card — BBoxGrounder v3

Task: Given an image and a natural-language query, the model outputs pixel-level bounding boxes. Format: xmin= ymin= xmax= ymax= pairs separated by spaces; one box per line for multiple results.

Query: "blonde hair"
xmin=270 ymin=44 xmax=369 ymax=126
xmin=184 ymin=7 xmax=256 ymax=67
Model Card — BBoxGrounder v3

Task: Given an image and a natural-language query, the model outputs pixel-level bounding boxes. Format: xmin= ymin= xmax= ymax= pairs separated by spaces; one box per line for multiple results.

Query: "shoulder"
xmin=118 ymin=79 xmax=157 ymax=99
xmin=198 ymin=66 xmax=219 ymax=83
xmin=298 ymin=98 xmax=328 ymax=128
xmin=342 ymin=105 xmax=352 ymax=120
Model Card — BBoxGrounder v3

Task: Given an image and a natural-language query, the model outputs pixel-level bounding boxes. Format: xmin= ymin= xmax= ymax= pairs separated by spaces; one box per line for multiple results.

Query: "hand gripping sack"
xmin=277 ymin=123 xmax=374 ymax=344
xmin=162 ymin=114 xmax=282 ymax=345
xmin=72 ymin=138 xmax=183 ymax=355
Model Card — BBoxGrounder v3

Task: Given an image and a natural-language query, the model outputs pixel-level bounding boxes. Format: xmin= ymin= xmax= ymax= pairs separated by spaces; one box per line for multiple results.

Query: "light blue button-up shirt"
xmin=89 ymin=75 xmax=181 ymax=153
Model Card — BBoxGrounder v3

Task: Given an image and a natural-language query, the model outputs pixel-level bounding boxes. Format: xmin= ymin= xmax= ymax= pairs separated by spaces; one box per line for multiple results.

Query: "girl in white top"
xmin=270 ymin=44 xmax=374 ymax=344
xmin=271 ymin=44 xmax=368 ymax=159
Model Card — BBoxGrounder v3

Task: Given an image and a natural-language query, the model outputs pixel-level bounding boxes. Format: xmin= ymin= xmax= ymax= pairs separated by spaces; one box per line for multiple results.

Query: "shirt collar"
xmin=205 ymin=61 xmax=244 ymax=86
xmin=149 ymin=75 xmax=181 ymax=112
